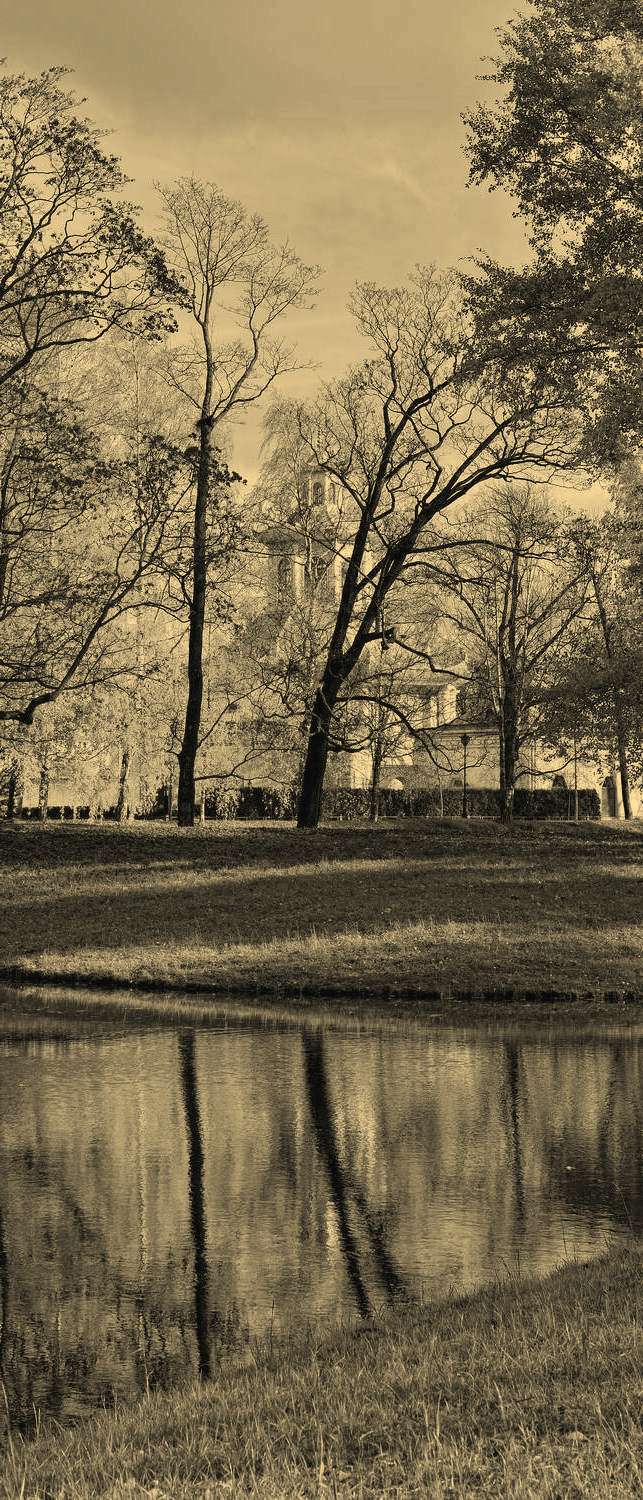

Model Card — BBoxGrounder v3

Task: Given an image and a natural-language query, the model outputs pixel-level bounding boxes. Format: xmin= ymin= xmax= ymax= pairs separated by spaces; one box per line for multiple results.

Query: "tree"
xmin=158 ymin=178 xmax=319 ymax=825
xmin=546 ymin=513 xmax=643 ymax=817
xmin=282 ymin=267 xmax=583 ymax=828
xmin=0 ymin=383 xmax=196 ymax=727
xmin=611 ymin=455 xmax=643 ymax=592
xmin=463 ymin=0 xmax=643 ymax=463
xmin=539 ymin=636 xmax=642 ymax=817
xmin=417 ymin=485 xmax=591 ymax=819
xmin=0 ymin=65 xmax=178 ymax=391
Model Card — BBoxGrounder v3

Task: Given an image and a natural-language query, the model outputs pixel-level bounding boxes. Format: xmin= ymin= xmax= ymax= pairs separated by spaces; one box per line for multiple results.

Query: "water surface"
xmin=0 ymin=992 xmax=640 ymax=1426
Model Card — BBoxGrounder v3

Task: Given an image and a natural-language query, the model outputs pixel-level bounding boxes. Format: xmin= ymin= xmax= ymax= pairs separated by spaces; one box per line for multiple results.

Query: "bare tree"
xmin=280 ymin=268 xmax=583 ymax=827
xmin=157 ymin=179 xmax=319 ymax=825
xmin=416 ymin=486 xmax=591 ymax=819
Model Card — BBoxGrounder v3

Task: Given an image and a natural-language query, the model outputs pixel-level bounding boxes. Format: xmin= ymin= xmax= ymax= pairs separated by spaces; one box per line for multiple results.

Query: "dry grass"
xmin=1 ymin=1247 xmax=640 ymax=1498
xmin=1 ymin=818 xmax=641 ymax=1001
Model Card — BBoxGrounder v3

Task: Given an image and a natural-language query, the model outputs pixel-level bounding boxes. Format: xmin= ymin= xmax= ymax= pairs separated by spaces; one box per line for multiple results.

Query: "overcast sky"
xmin=5 ymin=1 xmax=536 ymax=481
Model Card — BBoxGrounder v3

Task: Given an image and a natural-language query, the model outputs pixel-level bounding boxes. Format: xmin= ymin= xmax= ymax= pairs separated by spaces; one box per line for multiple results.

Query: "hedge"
xmin=321 ymin=786 xmax=600 ymax=820
xmin=146 ymin=783 xmax=600 ymax=821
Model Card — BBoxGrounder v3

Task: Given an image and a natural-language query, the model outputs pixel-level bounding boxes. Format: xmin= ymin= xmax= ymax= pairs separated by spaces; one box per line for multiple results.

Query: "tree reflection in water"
xmin=302 ymin=1027 xmax=407 ymax=1315
xmin=0 ymin=1016 xmax=639 ymax=1427
xmin=502 ymin=1043 xmax=526 ymax=1231
xmin=0 ymin=1204 xmax=7 ymax=1402
xmin=178 ymin=1029 xmax=211 ymax=1379
xmin=303 ymin=1027 xmax=372 ymax=1318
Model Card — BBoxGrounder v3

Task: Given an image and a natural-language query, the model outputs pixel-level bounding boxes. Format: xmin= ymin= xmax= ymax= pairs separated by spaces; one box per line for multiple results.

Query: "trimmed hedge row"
xmin=149 ymin=783 xmax=601 ymax=821
xmin=320 ymin=786 xmax=600 ymax=820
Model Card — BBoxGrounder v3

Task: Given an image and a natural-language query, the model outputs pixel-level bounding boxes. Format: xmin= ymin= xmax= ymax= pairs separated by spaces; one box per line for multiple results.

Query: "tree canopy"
xmin=463 ymin=0 xmax=643 ymax=463
xmin=0 ymin=65 xmax=179 ymax=389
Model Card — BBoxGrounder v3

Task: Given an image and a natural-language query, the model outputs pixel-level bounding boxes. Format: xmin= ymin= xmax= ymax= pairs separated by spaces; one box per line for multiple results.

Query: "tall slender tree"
xmin=158 ymin=180 xmax=319 ymax=824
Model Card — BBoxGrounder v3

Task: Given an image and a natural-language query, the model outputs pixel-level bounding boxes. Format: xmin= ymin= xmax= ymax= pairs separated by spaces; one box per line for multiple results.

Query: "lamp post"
xmin=460 ymin=732 xmax=470 ymax=819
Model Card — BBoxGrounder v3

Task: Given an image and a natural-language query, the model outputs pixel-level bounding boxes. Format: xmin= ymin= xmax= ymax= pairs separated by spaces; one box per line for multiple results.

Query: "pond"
xmin=0 ymin=990 xmax=640 ymax=1428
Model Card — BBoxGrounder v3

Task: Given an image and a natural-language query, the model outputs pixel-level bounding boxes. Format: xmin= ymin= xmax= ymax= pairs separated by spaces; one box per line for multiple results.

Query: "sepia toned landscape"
xmin=0 ymin=0 xmax=641 ymax=1495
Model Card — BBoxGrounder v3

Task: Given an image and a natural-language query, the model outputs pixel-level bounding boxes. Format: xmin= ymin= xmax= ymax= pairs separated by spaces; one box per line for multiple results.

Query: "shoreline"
xmin=1 ymin=968 xmax=641 ymax=1029
xmin=2 ymin=1246 xmax=640 ymax=1499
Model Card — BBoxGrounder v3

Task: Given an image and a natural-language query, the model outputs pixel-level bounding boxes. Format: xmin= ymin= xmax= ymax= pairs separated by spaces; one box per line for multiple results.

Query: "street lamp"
xmin=460 ymin=732 xmax=470 ymax=819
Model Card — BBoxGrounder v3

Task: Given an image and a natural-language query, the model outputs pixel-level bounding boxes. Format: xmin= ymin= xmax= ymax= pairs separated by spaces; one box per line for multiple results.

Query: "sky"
xmin=4 ymin=1 xmax=537 ymax=483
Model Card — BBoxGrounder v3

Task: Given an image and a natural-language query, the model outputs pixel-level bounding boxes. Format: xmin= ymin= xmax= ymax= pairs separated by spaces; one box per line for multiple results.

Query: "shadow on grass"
xmin=0 ymin=818 xmax=641 ymax=876
xmin=1 ymin=850 xmax=641 ymax=967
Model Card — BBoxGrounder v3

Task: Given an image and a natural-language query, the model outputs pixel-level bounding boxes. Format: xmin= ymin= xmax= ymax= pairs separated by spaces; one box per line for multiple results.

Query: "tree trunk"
xmin=499 ymin=701 xmax=519 ymax=823
xmin=297 ymin=682 xmax=338 ymax=829
xmin=38 ymin=764 xmax=49 ymax=820
xmin=591 ymin=568 xmax=632 ymax=819
xmin=115 ymin=745 xmax=130 ymax=822
xmin=5 ymin=761 xmax=21 ymax=819
xmin=178 ymin=398 xmax=215 ymax=825
xmin=573 ymin=735 xmax=579 ymax=822
xmin=369 ymin=735 xmax=383 ymax=822
xmin=613 ymin=693 xmax=632 ymax=819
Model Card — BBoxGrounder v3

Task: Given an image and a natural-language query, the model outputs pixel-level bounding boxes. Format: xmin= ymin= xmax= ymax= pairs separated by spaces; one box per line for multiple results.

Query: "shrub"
xmin=514 ymin=787 xmax=600 ymax=820
xmin=321 ymin=787 xmax=372 ymax=820
xmin=205 ymin=786 xmax=241 ymax=820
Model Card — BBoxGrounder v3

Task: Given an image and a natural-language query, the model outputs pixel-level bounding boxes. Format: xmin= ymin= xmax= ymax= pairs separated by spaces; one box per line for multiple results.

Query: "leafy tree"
xmin=611 ymin=455 xmax=643 ymax=591
xmin=0 ymin=65 xmax=178 ymax=391
xmin=538 ymin=637 xmax=642 ymax=815
xmin=279 ymin=267 xmax=583 ymax=828
xmin=0 ymin=382 xmax=196 ymax=726
xmin=463 ymin=0 xmax=643 ymax=463
xmin=158 ymin=178 xmax=319 ymax=825
xmin=556 ymin=514 xmax=643 ymax=816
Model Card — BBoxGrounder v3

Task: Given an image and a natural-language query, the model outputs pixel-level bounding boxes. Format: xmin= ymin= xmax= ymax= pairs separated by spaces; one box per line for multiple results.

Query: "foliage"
xmin=611 ymin=455 xmax=643 ymax=591
xmin=0 ymin=65 xmax=178 ymax=390
xmin=0 ymin=386 xmax=199 ymax=724
xmin=463 ymin=0 xmax=643 ymax=463
xmin=538 ymin=511 xmax=643 ymax=797
xmin=322 ymin=785 xmax=599 ymax=821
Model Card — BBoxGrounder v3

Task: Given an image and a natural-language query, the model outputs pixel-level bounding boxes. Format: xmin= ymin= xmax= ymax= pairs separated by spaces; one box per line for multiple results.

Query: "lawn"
xmin=2 ymin=1247 xmax=640 ymax=1499
xmin=0 ymin=817 xmax=641 ymax=1001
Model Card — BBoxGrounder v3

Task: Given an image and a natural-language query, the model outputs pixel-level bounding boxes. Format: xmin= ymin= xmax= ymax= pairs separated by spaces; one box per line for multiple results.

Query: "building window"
xmin=303 ymin=552 xmax=328 ymax=596
xmin=276 ymin=555 xmax=291 ymax=604
xmin=313 ymin=480 xmax=324 ymax=505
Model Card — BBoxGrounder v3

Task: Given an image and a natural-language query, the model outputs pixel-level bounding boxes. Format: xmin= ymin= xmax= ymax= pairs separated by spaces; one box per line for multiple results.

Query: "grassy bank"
xmin=2 ymin=1248 xmax=640 ymax=1498
xmin=0 ymin=819 xmax=641 ymax=1002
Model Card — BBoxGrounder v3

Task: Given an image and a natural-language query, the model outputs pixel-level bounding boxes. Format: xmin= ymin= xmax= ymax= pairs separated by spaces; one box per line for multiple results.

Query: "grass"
xmin=1 ymin=1247 xmax=640 ymax=1498
xmin=0 ymin=818 xmax=641 ymax=1003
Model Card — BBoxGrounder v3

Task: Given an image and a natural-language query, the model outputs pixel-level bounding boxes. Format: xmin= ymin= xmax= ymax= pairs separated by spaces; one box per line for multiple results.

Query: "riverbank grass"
xmin=2 ymin=1248 xmax=640 ymax=1499
xmin=0 ymin=818 xmax=641 ymax=999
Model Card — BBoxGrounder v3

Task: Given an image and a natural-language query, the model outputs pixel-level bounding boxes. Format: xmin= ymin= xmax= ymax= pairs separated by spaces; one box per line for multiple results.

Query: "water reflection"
xmin=178 ymin=1030 xmax=211 ymax=1379
xmin=0 ymin=1002 xmax=640 ymax=1426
